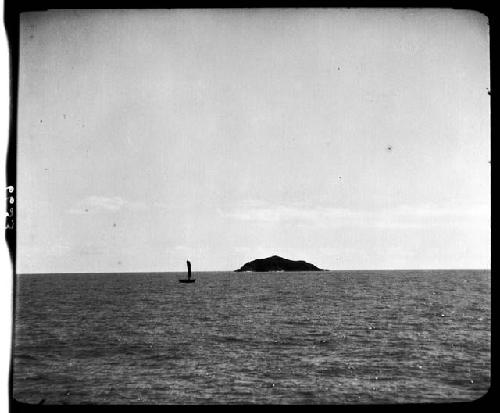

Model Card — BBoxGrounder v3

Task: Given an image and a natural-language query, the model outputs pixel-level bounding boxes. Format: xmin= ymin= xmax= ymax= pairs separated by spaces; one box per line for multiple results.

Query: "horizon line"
xmin=16 ymin=268 xmax=491 ymax=275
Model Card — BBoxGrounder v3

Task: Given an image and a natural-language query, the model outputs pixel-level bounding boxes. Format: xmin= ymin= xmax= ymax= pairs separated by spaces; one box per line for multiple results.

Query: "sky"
xmin=17 ymin=9 xmax=490 ymax=273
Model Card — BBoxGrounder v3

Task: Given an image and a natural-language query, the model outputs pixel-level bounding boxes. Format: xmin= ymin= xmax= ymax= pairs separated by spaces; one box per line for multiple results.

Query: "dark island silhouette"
xmin=235 ymin=255 xmax=323 ymax=272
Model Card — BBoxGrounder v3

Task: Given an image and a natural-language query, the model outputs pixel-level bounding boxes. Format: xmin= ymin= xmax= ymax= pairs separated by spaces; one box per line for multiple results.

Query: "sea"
xmin=13 ymin=270 xmax=490 ymax=404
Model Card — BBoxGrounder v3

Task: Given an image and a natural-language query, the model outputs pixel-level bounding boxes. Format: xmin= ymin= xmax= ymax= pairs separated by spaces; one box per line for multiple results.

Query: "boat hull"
xmin=179 ymin=279 xmax=195 ymax=283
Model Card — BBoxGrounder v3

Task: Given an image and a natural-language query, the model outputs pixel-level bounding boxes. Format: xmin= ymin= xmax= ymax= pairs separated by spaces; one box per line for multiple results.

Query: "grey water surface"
xmin=13 ymin=270 xmax=490 ymax=404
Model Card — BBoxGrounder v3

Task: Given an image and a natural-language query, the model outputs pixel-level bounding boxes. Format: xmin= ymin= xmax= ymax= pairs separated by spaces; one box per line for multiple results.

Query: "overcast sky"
xmin=17 ymin=9 xmax=490 ymax=273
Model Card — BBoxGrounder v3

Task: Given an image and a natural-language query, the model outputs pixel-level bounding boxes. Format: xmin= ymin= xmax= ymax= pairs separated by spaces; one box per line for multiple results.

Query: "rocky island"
xmin=234 ymin=255 xmax=323 ymax=272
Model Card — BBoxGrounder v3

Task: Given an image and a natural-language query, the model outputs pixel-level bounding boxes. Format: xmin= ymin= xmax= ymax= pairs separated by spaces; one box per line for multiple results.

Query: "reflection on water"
xmin=14 ymin=270 xmax=490 ymax=404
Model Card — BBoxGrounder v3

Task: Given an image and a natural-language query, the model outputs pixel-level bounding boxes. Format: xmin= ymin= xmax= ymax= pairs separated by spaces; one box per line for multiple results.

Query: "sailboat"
xmin=179 ymin=260 xmax=195 ymax=283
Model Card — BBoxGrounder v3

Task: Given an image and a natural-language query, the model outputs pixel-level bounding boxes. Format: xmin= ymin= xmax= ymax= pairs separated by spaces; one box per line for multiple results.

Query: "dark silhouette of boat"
xmin=179 ymin=260 xmax=195 ymax=283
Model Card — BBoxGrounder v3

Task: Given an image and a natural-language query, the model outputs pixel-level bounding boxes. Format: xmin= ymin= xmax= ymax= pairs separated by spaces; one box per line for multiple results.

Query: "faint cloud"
xmin=219 ymin=202 xmax=360 ymax=223
xmin=219 ymin=201 xmax=490 ymax=230
xmin=22 ymin=243 xmax=72 ymax=259
xmin=78 ymin=244 xmax=105 ymax=256
xmin=48 ymin=244 xmax=72 ymax=257
xmin=68 ymin=196 xmax=147 ymax=214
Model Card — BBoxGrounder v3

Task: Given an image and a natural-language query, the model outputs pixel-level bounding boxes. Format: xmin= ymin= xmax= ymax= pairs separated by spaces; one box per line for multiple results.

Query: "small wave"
xmin=215 ymin=335 xmax=258 ymax=345
xmin=225 ymin=336 xmax=247 ymax=342
xmin=144 ymin=352 xmax=184 ymax=362
xmin=15 ymin=354 xmax=37 ymax=361
xmin=296 ymin=390 xmax=318 ymax=403
xmin=285 ymin=320 xmax=313 ymax=327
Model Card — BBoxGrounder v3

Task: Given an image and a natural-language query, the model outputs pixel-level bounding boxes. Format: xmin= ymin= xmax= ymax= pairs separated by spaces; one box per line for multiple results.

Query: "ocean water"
xmin=13 ymin=270 xmax=490 ymax=404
